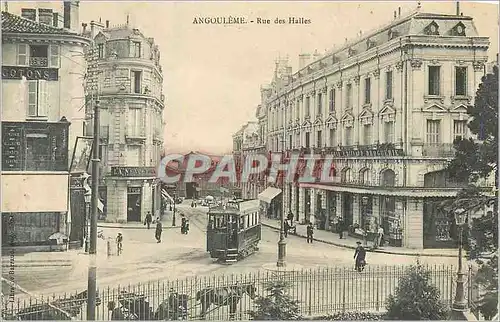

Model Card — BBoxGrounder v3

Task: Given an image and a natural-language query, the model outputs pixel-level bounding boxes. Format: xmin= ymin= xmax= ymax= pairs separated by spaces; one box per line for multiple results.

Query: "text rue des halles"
xmin=255 ymin=17 xmax=311 ymax=24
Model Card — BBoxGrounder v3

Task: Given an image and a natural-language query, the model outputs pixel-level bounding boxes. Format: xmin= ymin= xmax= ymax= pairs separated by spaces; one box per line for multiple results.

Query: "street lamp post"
xmin=452 ymin=208 xmax=468 ymax=313
xmin=277 ymin=88 xmax=287 ymax=268
xmin=172 ymin=191 xmax=177 ymax=226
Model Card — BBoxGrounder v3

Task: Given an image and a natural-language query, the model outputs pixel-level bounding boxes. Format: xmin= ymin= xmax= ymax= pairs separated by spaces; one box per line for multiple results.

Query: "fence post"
xmin=107 ymin=238 xmax=111 ymax=257
xmin=342 ymin=267 xmax=346 ymax=313
xmin=308 ymin=270 xmax=312 ymax=316
xmin=376 ymin=266 xmax=380 ymax=311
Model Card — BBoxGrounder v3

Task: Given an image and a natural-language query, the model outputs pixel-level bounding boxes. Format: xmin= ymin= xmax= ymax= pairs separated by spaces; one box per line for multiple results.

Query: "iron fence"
xmin=3 ymin=264 xmax=471 ymax=320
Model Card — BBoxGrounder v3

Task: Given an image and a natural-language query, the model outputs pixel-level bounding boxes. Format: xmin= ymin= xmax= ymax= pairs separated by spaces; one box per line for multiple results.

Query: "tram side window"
xmin=214 ymin=215 xmax=226 ymax=229
xmin=208 ymin=215 xmax=215 ymax=230
xmin=256 ymin=212 xmax=259 ymax=224
xmin=240 ymin=216 xmax=245 ymax=231
xmin=246 ymin=214 xmax=250 ymax=228
xmin=251 ymin=213 xmax=255 ymax=226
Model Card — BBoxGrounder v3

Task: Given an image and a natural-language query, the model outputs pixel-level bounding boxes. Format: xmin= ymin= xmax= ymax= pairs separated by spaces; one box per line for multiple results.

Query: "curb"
xmin=261 ymin=223 xmax=457 ymax=258
xmin=97 ymin=224 xmax=181 ymax=230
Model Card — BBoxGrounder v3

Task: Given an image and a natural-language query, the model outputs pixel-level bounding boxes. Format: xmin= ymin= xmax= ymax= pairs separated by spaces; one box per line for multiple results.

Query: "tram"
xmin=206 ymin=199 xmax=261 ymax=263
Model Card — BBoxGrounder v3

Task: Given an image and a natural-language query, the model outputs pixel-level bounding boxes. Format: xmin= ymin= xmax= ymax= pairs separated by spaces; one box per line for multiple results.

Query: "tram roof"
xmin=208 ymin=199 xmax=260 ymax=216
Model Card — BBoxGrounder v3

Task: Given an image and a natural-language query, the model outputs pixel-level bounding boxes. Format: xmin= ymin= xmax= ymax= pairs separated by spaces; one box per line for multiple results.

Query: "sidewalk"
xmin=261 ymin=218 xmax=458 ymax=258
xmin=98 ymin=210 xmax=181 ymax=229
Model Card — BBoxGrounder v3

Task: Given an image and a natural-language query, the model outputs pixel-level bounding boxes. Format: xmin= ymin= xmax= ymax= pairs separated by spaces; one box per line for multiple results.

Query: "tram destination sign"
xmin=2 ymin=66 xmax=59 ymax=81
xmin=111 ymin=166 xmax=156 ymax=177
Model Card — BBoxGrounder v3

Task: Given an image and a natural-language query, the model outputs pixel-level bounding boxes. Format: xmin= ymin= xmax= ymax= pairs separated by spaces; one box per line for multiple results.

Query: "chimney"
xmin=456 ymin=1 xmax=460 ymax=15
xmin=63 ymin=0 xmax=80 ymax=31
xmin=298 ymin=53 xmax=312 ymax=70
xmin=38 ymin=8 xmax=53 ymax=26
xmin=89 ymin=20 xmax=105 ymax=38
xmin=52 ymin=12 xmax=59 ymax=27
xmin=21 ymin=8 xmax=36 ymax=21
xmin=82 ymin=22 xmax=88 ymax=33
xmin=398 ymin=7 xmax=401 ymax=17
xmin=105 ymin=20 xmax=110 ymax=28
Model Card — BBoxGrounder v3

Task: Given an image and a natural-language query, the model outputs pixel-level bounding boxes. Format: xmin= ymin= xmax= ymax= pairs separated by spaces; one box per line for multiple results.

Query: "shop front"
xmin=106 ymin=166 xmax=160 ymax=223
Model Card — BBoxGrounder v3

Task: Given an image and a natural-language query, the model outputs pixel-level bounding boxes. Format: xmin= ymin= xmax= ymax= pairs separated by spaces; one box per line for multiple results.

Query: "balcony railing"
xmin=422 ymin=143 xmax=455 ymax=158
xmin=29 ymin=57 xmax=48 ymax=67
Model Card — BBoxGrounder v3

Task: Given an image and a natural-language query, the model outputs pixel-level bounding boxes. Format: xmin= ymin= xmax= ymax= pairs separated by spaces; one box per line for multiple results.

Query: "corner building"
xmin=260 ymin=10 xmax=490 ymax=249
xmin=83 ymin=20 xmax=165 ymax=223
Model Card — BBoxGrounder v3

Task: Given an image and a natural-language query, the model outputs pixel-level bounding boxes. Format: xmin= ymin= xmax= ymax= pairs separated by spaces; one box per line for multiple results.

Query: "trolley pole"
xmin=87 ymin=47 xmax=100 ymax=321
xmin=277 ymin=80 xmax=287 ymax=268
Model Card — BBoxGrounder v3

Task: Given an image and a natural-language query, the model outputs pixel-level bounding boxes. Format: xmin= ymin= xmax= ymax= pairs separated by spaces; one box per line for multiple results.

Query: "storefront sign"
xmin=128 ymin=187 xmax=142 ymax=194
xmin=328 ymin=148 xmax=404 ymax=157
xmin=111 ymin=166 xmax=156 ymax=177
xmin=2 ymin=66 xmax=59 ymax=81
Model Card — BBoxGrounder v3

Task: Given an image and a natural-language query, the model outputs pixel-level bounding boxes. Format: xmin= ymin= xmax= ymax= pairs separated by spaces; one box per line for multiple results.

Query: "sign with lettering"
xmin=327 ymin=149 xmax=404 ymax=158
xmin=2 ymin=125 xmax=23 ymax=170
xmin=128 ymin=187 xmax=142 ymax=194
xmin=2 ymin=66 xmax=59 ymax=81
xmin=111 ymin=166 xmax=156 ymax=177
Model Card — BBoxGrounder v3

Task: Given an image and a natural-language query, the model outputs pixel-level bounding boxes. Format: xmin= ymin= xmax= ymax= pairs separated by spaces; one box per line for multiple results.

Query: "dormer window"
xmin=388 ymin=29 xmax=399 ymax=40
xmin=348 ymin=48 xmax=357 ymax=57
xmin=424 ymin=21 xmax=440 ymax=35
xmin=366 ymin=39 xmax=376 ymax=50
xmin=450 ymin=22 xmax=466 ymax=36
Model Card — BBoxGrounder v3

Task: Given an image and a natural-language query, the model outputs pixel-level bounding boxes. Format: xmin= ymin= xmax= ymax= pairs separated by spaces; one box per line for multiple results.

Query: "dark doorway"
xmin=304 ymin=189 xmax=311 ymax=222
xmin=127 ymin=187 xmax=142 ymax=222
xmin=186 ymin=182 xmax=196 ymax=199
xmin=342 ymin=192 xmax=353 ymax=227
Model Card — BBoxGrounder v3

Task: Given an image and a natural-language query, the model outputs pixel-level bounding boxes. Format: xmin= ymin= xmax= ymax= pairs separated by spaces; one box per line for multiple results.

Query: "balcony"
xmin=125 ymin=129 xmax=146 ymax=144
xmin=422 ymin=143 xmax=455 ymax=158
xmin=29 ymin=57 xmax=48 ymax=67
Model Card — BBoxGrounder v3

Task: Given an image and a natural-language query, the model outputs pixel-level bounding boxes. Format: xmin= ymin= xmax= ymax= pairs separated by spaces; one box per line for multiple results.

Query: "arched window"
xmin=380 ymin=169 xmax=396 ymax=187
xmin=341 ymin=167 xmax=351 ymax=183
xmin=359 ymin=168 xmax=371 ymax=185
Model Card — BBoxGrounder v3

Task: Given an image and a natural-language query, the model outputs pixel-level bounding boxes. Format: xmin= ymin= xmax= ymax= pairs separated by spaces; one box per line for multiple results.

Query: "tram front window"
xmin=211 ymin=214 xmax=226 ymax=229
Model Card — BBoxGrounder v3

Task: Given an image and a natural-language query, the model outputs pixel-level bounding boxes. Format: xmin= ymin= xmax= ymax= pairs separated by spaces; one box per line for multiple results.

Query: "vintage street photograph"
xmin=1 ymin=0 xmax=498 ymax=320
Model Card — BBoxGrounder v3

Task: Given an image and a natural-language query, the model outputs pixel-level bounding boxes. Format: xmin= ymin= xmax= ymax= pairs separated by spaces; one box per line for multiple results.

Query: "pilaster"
xmin=336 ymin=193 xmax=342 ymax=219
xmin=299 ymin=187 xmax=305 ymax=221
xmin=106 ymin=180 xmax=127 ymax=223
xmin=310 ymin=188 xmax=316 ymax=217
xmin=372 ymin=195 xmax=380 ymax=223
xmin=405 ymin=198 xmax=424 ymax=249
xmin=353 ymin=194 xmax=360 ymax=225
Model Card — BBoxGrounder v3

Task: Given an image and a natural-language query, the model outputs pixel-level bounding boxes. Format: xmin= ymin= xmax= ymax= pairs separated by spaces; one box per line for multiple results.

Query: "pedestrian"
xmin=116 ymin=232 xmax=123 ymax=255
xmin=377 ymin=225 xmax=384 ymax=248
xmin=191 ymin=200 xmax=194 ymax=208
xmin=309 ymin=214 xmax=316 ymax=228
xmin=287 ymin=212 xmax=294 ymax=222
xmin=181 ymin=214 xmax=187 ymax=234
xmin=284 ymin=220 xmax=289 ymax=238
xmin=338 ymin=218 xmax=344 ymax=239
xmin=354 ymin=241 xmax=366 ymax=272
xmin=155 ymin=221 xmax=163 ymax=243
xmin=145 ymin=211 xmax=152 ymax=229
xmin=306 ymin=222 xmax=314 ymax=243
xmin=185 ymin=219 xmax=190 ymax=234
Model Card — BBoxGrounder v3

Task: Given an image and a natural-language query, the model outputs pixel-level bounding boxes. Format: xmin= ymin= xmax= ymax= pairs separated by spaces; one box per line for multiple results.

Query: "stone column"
xmin=336 ymin=193 xmax=342 ymax=219
xmin=291 ymin=184 xmax=296 ymax=217
xmin=282 ymin=184 xmax=288 ymax=216
xmin=372 ymin=195 xmax=380 ymax=225
xmin=404 ymin=197 xmax=423 ymax=249
xmin=310 ymin=188 xmax=316 ymax=220
xmin=106 ymin=180 xmax=127 ymax=223
xmin=353 ymin=194 xmax=360 ymax=225
xmin=299 ymin=187 xmax=305 ymax=222
xmin=140 ymin=180 xmax=149 ymax=223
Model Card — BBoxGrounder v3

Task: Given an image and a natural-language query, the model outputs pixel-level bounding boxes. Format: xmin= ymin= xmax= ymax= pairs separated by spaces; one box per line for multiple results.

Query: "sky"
xmin=6 ymin=1 xmax=499 ymax=154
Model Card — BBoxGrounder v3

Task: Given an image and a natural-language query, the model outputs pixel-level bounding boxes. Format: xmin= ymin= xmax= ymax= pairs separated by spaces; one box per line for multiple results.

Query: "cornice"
xmin=2 ymin=33 xmax=92 ymax=47
xmin=99 ymin=58 xmax=163 ymax=81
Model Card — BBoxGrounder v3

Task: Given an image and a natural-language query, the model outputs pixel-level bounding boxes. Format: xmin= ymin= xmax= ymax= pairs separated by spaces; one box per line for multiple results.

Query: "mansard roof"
xmin=1 ymin=11 xmax=77 ymax=36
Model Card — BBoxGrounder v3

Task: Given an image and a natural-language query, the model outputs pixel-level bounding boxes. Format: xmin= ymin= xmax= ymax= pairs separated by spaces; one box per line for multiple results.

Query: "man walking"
xmin=338 ymin=218 xmax=344 ymax=239
xmin=306 ymin=222 xmax=314 ymax=243
xmin=155 ymin=220 xmax=163 ymax=243
xmin=354 ymin=241 xmax=366 ymax=272
xmin=181 ymin=213 xmax=187 ymax=234
xmin=376 ymin=225 xmax=384 ymax=248
xmin=145 ymin=211 xmax=152 ymax=229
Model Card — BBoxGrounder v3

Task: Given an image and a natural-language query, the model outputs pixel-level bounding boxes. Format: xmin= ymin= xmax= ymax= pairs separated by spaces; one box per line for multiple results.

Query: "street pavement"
xmin=2 ymin=200 xmax=459 ymax=299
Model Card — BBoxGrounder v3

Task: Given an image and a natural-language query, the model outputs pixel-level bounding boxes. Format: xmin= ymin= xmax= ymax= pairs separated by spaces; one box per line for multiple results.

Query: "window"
xmin=329 ymin=128 xmax=336 ymax=146
xmin=317 ymin=130 xmax=322 ymax=148
xmin=385 ymin=71 xmax=393 ymax=99
xmin=305 ymin=132 xmax=310 ymax=148
xmin=25 ymin=135 xmax=50 ymax=170
xmin=132 ymin=41 xmax=141 ymax=58
xmin=455 ymin=67 xmax=467 ymax=96
xmin=346 ymin=84 xmax=352 ymax=108
xmin=364 ymin=78 xmax=371 ymax=104
xmin=97 ymin=44 xmax=104 ymax=58
xmin=17 ymin=44 xmax=28 ymax=65
xmin=426 ymin=120 xmax=441 ymax=144
xmin=30 ymin=45 xmax=49 ymax=67
xmin=132 ymin=71 xmax=142 ymax=94
xmin=345 ymin=127 xmax=352 ymax=146
xmin=99 ymin=144 xmax=108 ymax=164
xmin=27 ymin=80 xmax=48 ymax=117
xmin=384 ymin=121 xmax=394 ymax=143
xmin=296 ymin=133 xmax=300 ymax=147
xmin=363 ymin=124 xmax=372 ymax=145
xmin=317 ymin=93 xmax=322 ymax=115
xmin=453 ymin=120 xmax=467 ymax=141
xmin=129 ymin=108 xmax=142 ymax=136
xmin=305 ymin=97 xmax=310 ymax=116
xmin=329 ymin=88 xmax=335 ymax=112
xmin=295 ymin=100 xmax=300 ymax=119
xmin=428 ymin=66 xmax=441 ymax=95
xmin=289 ymin=134 xmax=292 ymax=149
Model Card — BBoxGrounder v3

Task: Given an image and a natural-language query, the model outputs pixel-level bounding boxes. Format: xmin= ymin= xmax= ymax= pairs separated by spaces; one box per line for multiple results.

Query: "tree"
xmin=247 ymin=279 xmax=301 ymax=320
xmin=445 ymin=65 xmax=498 ymax=319
xmin=385 ymin=263 xmax=449 ymax=320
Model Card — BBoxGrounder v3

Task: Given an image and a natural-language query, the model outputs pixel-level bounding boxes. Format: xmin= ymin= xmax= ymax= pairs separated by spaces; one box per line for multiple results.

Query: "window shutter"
xmin=49 ymin=45 xmax=60 ymax=68
xmin=28 ymin=81 xmax=38 ymax=116
xmin=37 ymin=80 xmax=49 ymax=116
xmin=18 ymin=44 xmax=28 ymax=65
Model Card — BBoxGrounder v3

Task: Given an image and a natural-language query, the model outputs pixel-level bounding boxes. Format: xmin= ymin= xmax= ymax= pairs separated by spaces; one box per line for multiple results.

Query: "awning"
xmin=161 ymin=189 xmax=174 ymax=203
xmin=258 ymin=187 xmax=282 ymax=203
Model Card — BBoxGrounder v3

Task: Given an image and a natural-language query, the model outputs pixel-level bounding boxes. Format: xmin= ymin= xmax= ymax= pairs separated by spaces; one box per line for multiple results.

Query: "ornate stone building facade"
xmin=83 ymin=20 xmax=165 ymax=223
xmin=1 ymin=3 xmax=91 ymax=246
xmin=252 ymin=9 xmax=490 ymax=249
